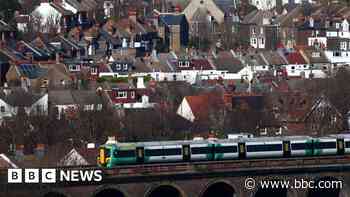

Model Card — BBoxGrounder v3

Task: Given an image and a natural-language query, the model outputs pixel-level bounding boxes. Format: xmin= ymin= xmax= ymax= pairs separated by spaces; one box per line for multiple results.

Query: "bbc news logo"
xmin=8 ymin=169 xmax=103 ymax=183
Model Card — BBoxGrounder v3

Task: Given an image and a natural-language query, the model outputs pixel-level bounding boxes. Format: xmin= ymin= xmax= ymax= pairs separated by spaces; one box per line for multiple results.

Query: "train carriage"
xmin=245 ymin=138 xmax=283 ymax=158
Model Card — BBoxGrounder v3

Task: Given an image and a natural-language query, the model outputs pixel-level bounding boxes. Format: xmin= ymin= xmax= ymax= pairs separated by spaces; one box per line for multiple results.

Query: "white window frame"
xmin=117 ymin=91 xmax=127 ymax=99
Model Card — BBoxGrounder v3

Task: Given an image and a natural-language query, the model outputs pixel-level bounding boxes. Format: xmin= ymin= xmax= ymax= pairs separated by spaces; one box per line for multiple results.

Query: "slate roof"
xmin=0 ymin=88 xmax=44 ymax=107
xmin=50 ymin=90 xmax=103 ymax=106
xmin=0 ymin=154 xmax=18 ymax=168
xmin=159 ymin=14 xmax=187 ymax=26
xmin=212 ymin=51 xmax=244 ymax=72
xmin=0 ymin=20 xmax=14 ymax=32
xmin=17 ymin=64 xmax=48 ymax=79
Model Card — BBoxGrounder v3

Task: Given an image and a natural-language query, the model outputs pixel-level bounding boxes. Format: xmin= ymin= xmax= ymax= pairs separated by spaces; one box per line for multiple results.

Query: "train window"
xmin=164 ymin=148 xmax=182 ymax=155
xmin=115 ymin=150 xmax=135 ymax=157
xmin=215 ymin=146 xmax=238 ymax=153
xmin=246 ymin=144 xmax=282 ymax=152
xmin=145 ymin=149 xmax=163 ymax=156
xmin=291 ymin=143 xmax=313 ymax=150
xmin=345 ymin=141 xmax=350 ymax=148
xmin=315 ymin=142 xmax=336 ymax=149
xmin=191 ymin=147 xmax=211 ymax=154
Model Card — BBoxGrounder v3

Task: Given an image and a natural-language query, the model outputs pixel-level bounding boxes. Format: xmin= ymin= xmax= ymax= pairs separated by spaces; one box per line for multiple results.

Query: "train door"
xmin=136 ymin=147 xmax=144 ymax=163
xmin=182 ymin=144 xmax=191 ymax=161
xmin=238 ymin=142 xmax=246 ymax=159
xmin=337 ymin=138 xmax=345 ymax=155
xmin=283 ymin=141 xmax=291 ymax=157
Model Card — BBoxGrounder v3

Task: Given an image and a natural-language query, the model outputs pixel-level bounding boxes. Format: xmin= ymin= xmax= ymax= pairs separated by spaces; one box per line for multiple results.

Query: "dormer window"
xmin=116 ymin=64 xmax=121 ymax=70
xmin=123 ymin=64 xmax=128 ymax=71
xmin=179 ymin=60 xmax=190 ymax=67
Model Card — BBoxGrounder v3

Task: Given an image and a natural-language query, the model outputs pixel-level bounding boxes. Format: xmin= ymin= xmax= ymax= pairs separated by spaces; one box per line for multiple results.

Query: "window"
xmin=215 ymin=146 xmax=238 ymax=153
xmin=97 ymin=104 xmax=102 ymax=110
xmin=260 ymin=38 xmax=264 ymax=45
xmin=164 ymin=148 xmax=182 ymax=155
xmin=312 ymin=52 xmax=320 ymax=57
xmin=251 ymin=27 xmax=256 ymax=34
xmin=246 ymin=144 xmax=282 ymax=152
xmin=145 ymin=149 xmax=163 ymax=156
xmin=251 ymin=38 xmax=257 ymax=45
xmin=116 ymin=64 xmax=121 ymax=70
xmin=130 ymin=91 xmax=135 ymax=99
xmin=291 ymin=143 xmax=313 ymax=150
xmin=115 ymin=149 xmax=135 ymax=158
xmin=0 ymin=106 xmax=5 ymax=112
xmin=36 ymin=105 xmax=41 ymax=113
xmin=123 ymin=64 xmax=128 ymax=71
xmin=117 ymin=91 xmax=127 ymax=98
xmin=314 ymin=142 xmax=337 ymax=149
xmin=336 ymin=23 xmax=340 ymax=29
xmin=91 ymin=67 xmax=98 ymax=74
xmin=260 ymin=27 xmax=264 ymax=34
xmin=191 ymin=146 xmax=211 ymax=154
xmin=291 ymin=66 xmax=295 ymax=70
xmin=340 ymin=41 xmax=347 ymax=50
xmin=333 ymin=51 xmax=341 ymax=57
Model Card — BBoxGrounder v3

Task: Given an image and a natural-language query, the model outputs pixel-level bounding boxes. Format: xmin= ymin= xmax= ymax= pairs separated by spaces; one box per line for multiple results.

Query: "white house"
xmin=0 ymin=87 xmax=48 ymax=120
xmin=31 ymin=2 xmax=71 ymax=33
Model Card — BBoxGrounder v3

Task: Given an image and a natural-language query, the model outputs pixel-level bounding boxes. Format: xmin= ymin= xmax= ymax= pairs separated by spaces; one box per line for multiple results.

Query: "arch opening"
xmin=95 ymin=188 xmax=125 ymax=197
xmin=43 ymin=192 xmax=67 ymax=197
xmin=308 ymin=177 xmax=341 ymax=197
xmin=202 ymin=182 xmax=236 ymax=197
xmin=147 ymin=185 xmax=182 ymax=197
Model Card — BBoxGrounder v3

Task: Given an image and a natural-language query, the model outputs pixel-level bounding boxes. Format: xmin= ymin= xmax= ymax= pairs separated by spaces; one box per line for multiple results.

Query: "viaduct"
xmin=1 ymin=155 xmax=350 ymax=197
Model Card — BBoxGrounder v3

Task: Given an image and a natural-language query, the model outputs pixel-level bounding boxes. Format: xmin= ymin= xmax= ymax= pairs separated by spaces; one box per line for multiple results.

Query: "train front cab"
xmin=98 ymin=145 xmax=111 ymax=167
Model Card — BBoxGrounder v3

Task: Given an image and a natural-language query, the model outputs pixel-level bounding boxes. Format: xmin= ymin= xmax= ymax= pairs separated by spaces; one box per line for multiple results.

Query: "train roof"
xmin=102 ymin=135 xmax=322 ymax=148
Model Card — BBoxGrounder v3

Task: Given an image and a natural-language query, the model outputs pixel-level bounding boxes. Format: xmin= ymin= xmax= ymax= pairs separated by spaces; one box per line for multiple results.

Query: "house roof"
xmin=17 ymin=64 xmax=48 ymax=79
xmin=159 ymin=14 xmax=187 ymax=26
xmin=212 ymin=51 xmax=244 ymax=72
xmin=50 ymin=90 xmax=103 ymax=105
xmin=285 ymin=51 xmax=307 ymax=64
xmin=260 ymin=51 xmax=287 ymax=65
xmin=300 ymin=49 xmax=329 ymax=64
xmin=0 ymin=20 xmax=14 ymax=32
xmin=0 ymin=154 xmax=18 ymax=168
xmin=0 ymin=88 xmax=45 ymax=107
xmin=183 ymin=0 xmax=224 ymax=23
xmin=182 ymin=92 xmax=224 ymax=121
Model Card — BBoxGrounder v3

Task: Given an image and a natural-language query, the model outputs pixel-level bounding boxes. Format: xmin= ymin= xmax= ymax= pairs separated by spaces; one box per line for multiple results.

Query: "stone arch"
xmin=200 ymin=179 xmax=237 ymax=197
xmin=307 ymin=176 xmax=345 ymax=197
xmin=92 ymin=185 xmax=128 ymax=197
xmin=145 ymin=183 xmax=186 ymax=197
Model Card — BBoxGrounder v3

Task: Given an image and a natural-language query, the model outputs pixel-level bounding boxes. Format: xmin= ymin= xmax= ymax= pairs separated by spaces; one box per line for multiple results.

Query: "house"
xmin=0 ymin=87 xmax=48 ymax=120
xmin=31 ymin=1 xmax=74 ymax=33
xmin=325 ymin=37 xmax=350 ymax=65
xmin=176 ymin=92 xmax=224 ymax=123
xmin=105 ymin=77 xmax=156 ymax=109
xmin=58 ymin=147 xmax=97 ymax=166
xmin=241 ymin=10 xmax=279 ymax=50
xmin=49 ymin=89 xmax=104 ymax=119
xmin=183 ymin=0 xmax=225 ymax=35
xmin=250 ymin=0 xmax=314 ymax=10
xmin=158 ymin=13 xmax=189 ymax=52
xmin=6 ymin=64 xmax=49 ymax=89
xmin=303 ymin=95 xmax=343 ymax=135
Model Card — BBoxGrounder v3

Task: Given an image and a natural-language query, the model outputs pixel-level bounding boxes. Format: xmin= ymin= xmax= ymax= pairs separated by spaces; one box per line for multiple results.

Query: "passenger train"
xmin=97 ymin=134 xmax=350 ymax=168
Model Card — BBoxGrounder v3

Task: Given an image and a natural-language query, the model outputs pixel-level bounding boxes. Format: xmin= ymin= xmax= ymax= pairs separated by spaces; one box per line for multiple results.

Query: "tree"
xmin=0 ymin=0 xmax=21 ymax=22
